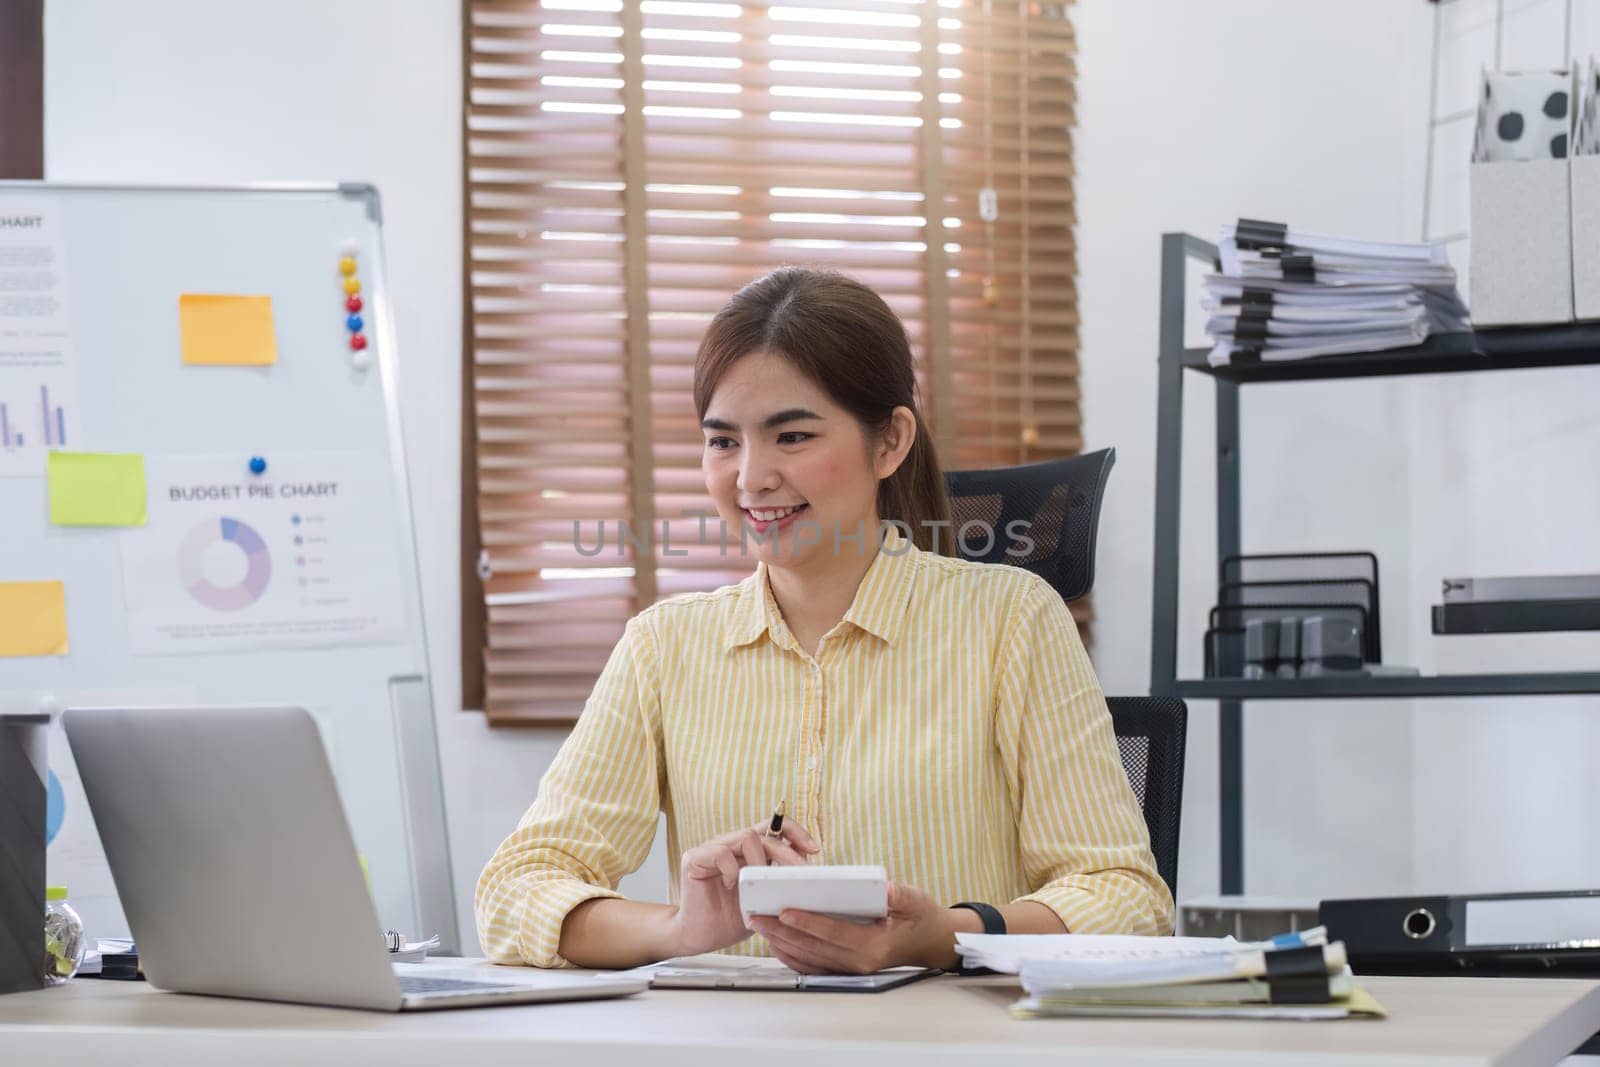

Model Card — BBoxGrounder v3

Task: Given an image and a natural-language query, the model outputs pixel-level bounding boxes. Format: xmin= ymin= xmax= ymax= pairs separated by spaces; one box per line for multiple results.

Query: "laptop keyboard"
xmin=399 ymin=975 xmax=521 ymax=997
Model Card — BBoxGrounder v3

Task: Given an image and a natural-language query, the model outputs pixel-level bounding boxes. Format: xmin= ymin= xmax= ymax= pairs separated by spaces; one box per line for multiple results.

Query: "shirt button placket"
xmin=802 ymin=658 xmax=824 ymax=843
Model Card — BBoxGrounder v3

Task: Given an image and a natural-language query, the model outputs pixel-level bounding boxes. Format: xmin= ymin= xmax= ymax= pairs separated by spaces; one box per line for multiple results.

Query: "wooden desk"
xmin=4 ymin=957 xmax=1599 ymax=1066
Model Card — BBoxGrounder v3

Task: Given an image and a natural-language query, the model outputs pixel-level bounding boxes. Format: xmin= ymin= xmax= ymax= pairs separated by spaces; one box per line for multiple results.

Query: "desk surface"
xmin=5 ymin=957 xmax=1600 ymax=1067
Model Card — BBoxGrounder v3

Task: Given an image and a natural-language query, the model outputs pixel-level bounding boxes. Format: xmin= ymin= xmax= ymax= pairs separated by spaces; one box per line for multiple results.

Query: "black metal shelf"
xmin=1182 ymin=323 xmax=1600 ymax=384
xmin=1148 ymin=232 xmax=1600 ymax=896
xmin=1170 ymin=672 xmax=1600 ymax=701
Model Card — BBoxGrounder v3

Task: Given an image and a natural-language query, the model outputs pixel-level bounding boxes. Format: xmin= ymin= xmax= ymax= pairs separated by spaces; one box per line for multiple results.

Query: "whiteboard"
xmin=0 ymin=183 xmax=456 ymax=951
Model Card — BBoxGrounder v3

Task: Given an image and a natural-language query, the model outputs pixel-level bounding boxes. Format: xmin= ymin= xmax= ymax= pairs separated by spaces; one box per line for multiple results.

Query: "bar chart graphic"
xmin=0 ymin=375 xmax=78 ymax=467
xmin=0 ymin=198 xmax=80 ymax=477
xmin=41 ymin=384 xmax=66 ymax=446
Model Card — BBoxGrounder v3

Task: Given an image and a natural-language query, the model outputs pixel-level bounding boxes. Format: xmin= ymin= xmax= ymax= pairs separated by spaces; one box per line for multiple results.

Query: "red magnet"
xmin=346 ymin=295 xmax=363 ymax=313
xmin=350 ymin=334 xmax=368 ymax=351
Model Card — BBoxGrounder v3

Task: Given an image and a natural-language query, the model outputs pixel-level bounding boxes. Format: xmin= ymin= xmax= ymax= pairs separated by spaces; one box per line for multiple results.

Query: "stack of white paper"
xmin=383 ymin=932 xmax=440 ymax=963
xmin=1205 ymin=221 xmax=1470 ymax=367
xmin=957 ymin=927 xmax=1386 ymax=1021
xmin=955 ymin=932 xmax=1248 ymax=975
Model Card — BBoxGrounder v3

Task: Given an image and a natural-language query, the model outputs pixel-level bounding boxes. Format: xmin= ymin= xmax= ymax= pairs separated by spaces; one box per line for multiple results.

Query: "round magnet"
xmin=343 ymin=276 xmax=361 ymax=295
xmin=340 ymin=239 xmax=359 ymax=257
xmin=350 ymin=333 xmax=368 ymax=351
xmin=249 ymin=456 xmax=267 ymax=475
xmin=346 ymin=314 xmax=364 ymax=333
xmin=352 ymin=349 xmax=372 ymax=371
xmin=346 ymin=295 xmax=363 ymax=313
xmin=339 ymin=256 xmax=358 ymax=277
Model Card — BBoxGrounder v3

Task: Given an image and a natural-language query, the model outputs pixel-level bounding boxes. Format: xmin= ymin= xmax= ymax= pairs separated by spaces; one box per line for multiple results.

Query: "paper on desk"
xmin=1011 ymin=983 xmax=1388 ymax=1021
xmin=389 ymin=935 xmax=440 ymax=963
xmin=77 ymin=937 xmax=136 ymax=977
xmin=651 ymin=954 xmax=925 ymax=989
xmin=955 ymin=933 xmax=1246 ymax=975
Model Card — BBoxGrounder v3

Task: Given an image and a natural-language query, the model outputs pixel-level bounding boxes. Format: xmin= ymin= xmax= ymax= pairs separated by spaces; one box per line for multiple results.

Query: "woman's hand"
xmin=747 ymin=881 xmax=958 ymax=974
xmin=668 ymin=820 xmax=820 ymax=957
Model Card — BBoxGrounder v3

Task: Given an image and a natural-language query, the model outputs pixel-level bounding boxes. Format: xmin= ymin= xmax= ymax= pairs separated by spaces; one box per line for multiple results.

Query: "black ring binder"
xmin=1233 ymin=217 xmax=1290 ymax=251
xmin=1280 ymin=254 xmax=1316 ymax=282
xmin=1233 ymin=316 xmax=1270 ymax=344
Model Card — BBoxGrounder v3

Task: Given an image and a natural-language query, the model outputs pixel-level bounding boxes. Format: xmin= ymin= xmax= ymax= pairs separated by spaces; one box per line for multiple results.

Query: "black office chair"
xmin=1105 ymin=696 xmax=1187 ymax=900
xmin=946 ymin=449 xmax=1187 ymax=899
xmin=945 ymin=448 xmax=1114 ymax=602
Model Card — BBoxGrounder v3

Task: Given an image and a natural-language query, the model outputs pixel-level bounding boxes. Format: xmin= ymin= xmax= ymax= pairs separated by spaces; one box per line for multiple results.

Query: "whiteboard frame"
xmin=0 ymin=180 xmax=460 ymax=953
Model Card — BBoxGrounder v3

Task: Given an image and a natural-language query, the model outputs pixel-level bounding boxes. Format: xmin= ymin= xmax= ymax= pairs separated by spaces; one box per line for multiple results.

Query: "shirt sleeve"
xmin=993 ymin=578 xmax=1176 ymax=936
xmin=474 ymin=612 xmax=665 ymax=967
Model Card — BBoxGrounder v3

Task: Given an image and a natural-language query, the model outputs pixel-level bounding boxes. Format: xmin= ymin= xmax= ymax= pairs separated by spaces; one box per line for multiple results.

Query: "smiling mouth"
xmin=743 ymin=503 xmax=809 ymax=523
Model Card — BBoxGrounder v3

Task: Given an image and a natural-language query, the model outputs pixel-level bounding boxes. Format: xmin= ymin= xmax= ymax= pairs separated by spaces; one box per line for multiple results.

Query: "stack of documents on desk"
xmin=1205 ymin=219 xmax=1469 ymax=367
xmin=958 ymin=927 xmax=1386 ymax=1020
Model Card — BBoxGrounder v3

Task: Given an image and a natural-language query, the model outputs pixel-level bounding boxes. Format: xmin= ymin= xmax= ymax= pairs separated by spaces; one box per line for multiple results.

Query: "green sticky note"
xmin=47 ymin=451 xmax=148 ymax=527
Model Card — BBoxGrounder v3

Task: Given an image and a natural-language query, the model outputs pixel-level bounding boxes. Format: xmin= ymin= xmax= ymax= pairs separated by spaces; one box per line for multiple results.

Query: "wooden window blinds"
xmin=463 ymin=0 xmax=1080 ymax=723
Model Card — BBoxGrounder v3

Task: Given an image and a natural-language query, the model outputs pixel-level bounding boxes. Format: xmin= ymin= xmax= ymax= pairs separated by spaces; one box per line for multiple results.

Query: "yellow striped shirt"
xmin=476 ymin=530 xmax=1175 ymax=967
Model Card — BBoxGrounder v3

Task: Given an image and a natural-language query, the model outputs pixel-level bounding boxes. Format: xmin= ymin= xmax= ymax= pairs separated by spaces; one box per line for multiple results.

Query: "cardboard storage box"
xmin=1470 ymin=68 xmax=1578 ymax=326
xmin=1571 ymin=153 xmax=1600 ymax=320
xmin=1471 ymin=158 xmax=1574 ymax=325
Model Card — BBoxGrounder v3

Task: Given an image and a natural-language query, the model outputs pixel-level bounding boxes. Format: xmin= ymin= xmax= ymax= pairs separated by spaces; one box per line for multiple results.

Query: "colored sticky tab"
xmin=179 ymin=294 xmax=278 ymax=366
xmin=47 ymin=451 xmax=148 ymax=527
xmin=0 ymin=581 xmax=68 ymax=657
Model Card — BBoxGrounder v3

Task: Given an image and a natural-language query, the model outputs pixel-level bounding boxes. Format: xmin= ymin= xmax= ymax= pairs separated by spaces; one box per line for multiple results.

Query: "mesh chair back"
xmin=944 ymin=449 xmax=1115 ymax=603
xmin=1106 ymin=696 xmax=1186 ymax=899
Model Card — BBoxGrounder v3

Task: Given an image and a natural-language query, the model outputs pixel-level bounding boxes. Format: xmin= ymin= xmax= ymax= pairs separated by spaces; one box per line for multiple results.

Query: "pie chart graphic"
xmin=180 ymin=517 xmax=272 ymax=611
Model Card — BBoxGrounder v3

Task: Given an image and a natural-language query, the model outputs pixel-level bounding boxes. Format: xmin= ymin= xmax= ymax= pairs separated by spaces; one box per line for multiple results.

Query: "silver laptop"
xmin=63 ymin=704 xmax=647 ymax=1011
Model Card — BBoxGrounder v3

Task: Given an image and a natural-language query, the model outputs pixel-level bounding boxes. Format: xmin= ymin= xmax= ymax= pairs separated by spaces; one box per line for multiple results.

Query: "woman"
xmin=476 ymin=268 xmax=1173 ymax=973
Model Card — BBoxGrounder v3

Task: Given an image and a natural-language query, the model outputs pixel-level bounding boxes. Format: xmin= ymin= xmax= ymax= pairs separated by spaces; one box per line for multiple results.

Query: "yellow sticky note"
xmin=179 ymin=294 xmax=278 ymax=366
xmin=47 ymin=451 xmax=148 ymax=527
xmin=0 ymin=581 xmax=68 ymax=657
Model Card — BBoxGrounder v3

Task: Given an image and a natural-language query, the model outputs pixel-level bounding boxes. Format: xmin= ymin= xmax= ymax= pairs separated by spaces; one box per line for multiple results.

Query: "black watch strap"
xmin=951 ymin=901 xmax=1006 ymax=936
xmin=950 ymin=902 xmax=1005 ymax=975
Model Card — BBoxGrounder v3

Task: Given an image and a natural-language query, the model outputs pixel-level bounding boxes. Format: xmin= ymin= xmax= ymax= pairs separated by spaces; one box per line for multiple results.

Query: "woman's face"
xmin=700 ymin=350 xmax=886 ymax=571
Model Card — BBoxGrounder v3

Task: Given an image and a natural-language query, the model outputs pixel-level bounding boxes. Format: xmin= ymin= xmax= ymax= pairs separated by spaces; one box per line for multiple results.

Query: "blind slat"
xmin=467 ymin=0 xmax=1084 ymax=723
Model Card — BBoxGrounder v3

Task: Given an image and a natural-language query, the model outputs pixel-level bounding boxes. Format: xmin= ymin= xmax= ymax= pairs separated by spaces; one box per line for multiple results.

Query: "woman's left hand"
xmin=747 ymin=881 xmax=958 ymax=974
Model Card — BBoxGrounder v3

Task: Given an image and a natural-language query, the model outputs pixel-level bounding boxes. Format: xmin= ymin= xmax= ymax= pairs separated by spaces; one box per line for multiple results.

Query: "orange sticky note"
xmin=179 ymin=294 xmax=278 ymax=366
xmin=0 ymin=580 xmax=68 ymax=657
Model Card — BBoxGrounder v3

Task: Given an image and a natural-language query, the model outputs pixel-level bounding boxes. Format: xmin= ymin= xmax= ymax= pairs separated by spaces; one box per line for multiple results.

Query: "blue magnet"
xmin=346 ymin=314 xmax=364 ymax=333
xmin=249 ymin=456 xmax=267 ymax=475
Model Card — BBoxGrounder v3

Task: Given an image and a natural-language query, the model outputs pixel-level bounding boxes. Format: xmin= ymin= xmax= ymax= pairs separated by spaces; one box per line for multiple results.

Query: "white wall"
xmin=1405 ymin=0 xmax=1600 ymax=895
xmin=53 ymin=0 xmax=1572 ymax=955
xmin=1074 ymin=0 xmax=1432 ymax=900
xmin=42 ymin=0 xmax=668 ymax=956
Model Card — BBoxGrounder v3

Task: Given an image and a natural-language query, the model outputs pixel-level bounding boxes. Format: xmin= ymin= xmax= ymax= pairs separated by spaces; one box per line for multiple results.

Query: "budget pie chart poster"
xmin=120 ymin=453 xmax=407 ymax=654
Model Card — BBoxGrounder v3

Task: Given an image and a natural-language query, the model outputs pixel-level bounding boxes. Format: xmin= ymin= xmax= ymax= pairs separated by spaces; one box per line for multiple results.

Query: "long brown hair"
xmin=693 ymin=267 xmax=956 ymax=557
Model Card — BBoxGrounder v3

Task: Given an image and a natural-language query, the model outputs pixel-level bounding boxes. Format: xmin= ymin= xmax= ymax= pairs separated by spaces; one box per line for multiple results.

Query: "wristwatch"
xmin=951 ymin=901 xmax=1006 ymax=936
xmin=949 ymin=902 xmax=1005 ymax=974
